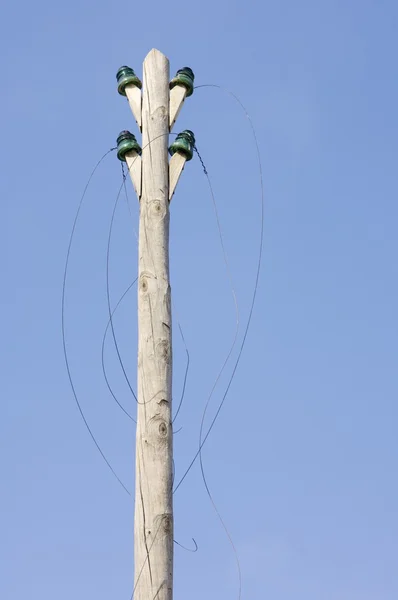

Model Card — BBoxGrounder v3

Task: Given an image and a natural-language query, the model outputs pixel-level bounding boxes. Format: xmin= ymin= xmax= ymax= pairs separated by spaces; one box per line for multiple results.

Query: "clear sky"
xmin=2 ymin=1 xmax=398 ymax=598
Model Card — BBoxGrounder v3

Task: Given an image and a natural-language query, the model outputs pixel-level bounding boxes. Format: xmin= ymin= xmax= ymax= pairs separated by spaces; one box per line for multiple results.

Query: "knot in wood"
xmin=158 ymin=421 xmax=168 ymax=437
xmin=151 ymin=105 xmax=167 ymax=124
xmin=148 ymin=414 xmax=171 ymax=446
xmin=139 ymin=274 xmax=149 ymax=293
xmin=161 ymin=513 xmax=172 ymax=534
xmin=149 ymin=198 xmax=166 ymax=218
xmin=156 ymin=339 xmax=171 ymax=363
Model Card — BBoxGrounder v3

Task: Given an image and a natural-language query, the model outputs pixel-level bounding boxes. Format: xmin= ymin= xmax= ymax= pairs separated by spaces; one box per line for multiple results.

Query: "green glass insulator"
xmin=116 ymin=65 xmax=142 ymax=95
xmin=116 ymin=130 xmax=142 ymax=162
xmin=169 ymin=130 xmax=195 ymax=161
xmin=169 ymin=67 xmax=195 ymax=97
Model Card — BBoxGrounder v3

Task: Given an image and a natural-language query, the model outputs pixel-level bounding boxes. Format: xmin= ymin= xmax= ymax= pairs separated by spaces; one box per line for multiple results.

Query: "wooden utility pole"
xmin=116 ymin=49 xmax=195 ymax=600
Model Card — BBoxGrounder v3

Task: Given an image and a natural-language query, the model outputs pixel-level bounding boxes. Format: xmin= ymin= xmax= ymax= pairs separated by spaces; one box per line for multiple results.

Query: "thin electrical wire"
xmin=129 ymin=518 xmax=164 ymax=600
xmin=174 ymin=85 xmax=264 ymax=490
xmin=106 ymin=174 xmax=139 ymax=403
xmin=61 ymin=147 xmax=131 ymax=496
xmin=100 ymin=164 xmax=139 ymax=416
xmin=171 ymin=321 xmax=190 ymax=424
xmin=122 ymin=162 xmax=139 ymax=238
xmin=195 ymin=161 xmax=242 ymax=600
xmin=199 ymin=451 xmax=242 ymax=598
xmin=121 ymin=162 xmax=135 ymax=222
xmin=129 ymin=529 xmax=197 ymax=600
xmin=180 ymin=85 xmax=264 ymax=600
xmin=194 ymin=150 xmax=240 ymax=425
xmin=174 ymin=538 xmax=198 ymax=552
xmin=173 ymin=164 xmax=240 ymax=494
xmin=128 ymin=512 xmax=198 ymax=600
xmin=194 ymin=159 xmax=242 ymax=600
xmin=101 ymin=278 xmax=138 ymax=422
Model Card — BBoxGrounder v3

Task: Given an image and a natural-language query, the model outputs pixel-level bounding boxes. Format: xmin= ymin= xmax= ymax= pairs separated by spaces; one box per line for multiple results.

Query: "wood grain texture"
xmin=169 ymin=85 xmax=186 ymax=131
xmin=134 ymin=48 xmax=173 ymax=600
xmin=125 ymin=150 xmax=142 ymax=199
xmin=126 ymin=84 xmax=142 ymax=129
xmin=169 ymin=152 xmax=186 ymax=201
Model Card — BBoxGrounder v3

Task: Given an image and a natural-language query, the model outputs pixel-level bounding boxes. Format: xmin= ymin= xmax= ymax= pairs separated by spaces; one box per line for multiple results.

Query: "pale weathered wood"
xmin=134 ymin=48 xmax=173 ymax=600
xmin=169 ymin=152 xmax=186 ymax=200
xmin=125 ymin=84 xmax=142 ymax=129
xmin=125 ymin=150 xmax=142 ymax=199
xmin=169 ymin=85 xmax=187 ymax=131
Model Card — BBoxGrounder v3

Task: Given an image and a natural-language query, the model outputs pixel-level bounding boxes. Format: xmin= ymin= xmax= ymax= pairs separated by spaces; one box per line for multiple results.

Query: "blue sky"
xmin=2 ymin=1 xmax=398 ymax=598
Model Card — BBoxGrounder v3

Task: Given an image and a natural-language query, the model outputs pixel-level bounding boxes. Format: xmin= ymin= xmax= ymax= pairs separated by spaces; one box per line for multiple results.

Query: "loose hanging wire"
xmin=171 ymin=320 xmax=190 ymax=424
xmin=100 ymin=163 xmax=138 ymax=418
xmin=101 ymin=278 xmax=138 ymax=422
xmin=190 ymin=143 xmax=240 ymax=446
xmin=89 ymin=89 xmax=262 ymax=600
xmin=61 ymin=147 xmax=131 ymax=496
xmin=105 ymin=173 xmax=139 ymax=404
xmin=121 ymin=161 xmax=137 ymax=226
xmin=195 ymin=87 xmax=264 ymax=480
xmin=194 ymin=146 xmax=242 ymax=600
xmin=63 ymin=99 xmax=263 ymax=595
xmin=172 ymin=86 xmax=264 ymax=600
xmin=173 ymin=86 xmax=264 ymax=494
xmin=63 ymin=140 xmax=166 ymax=495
